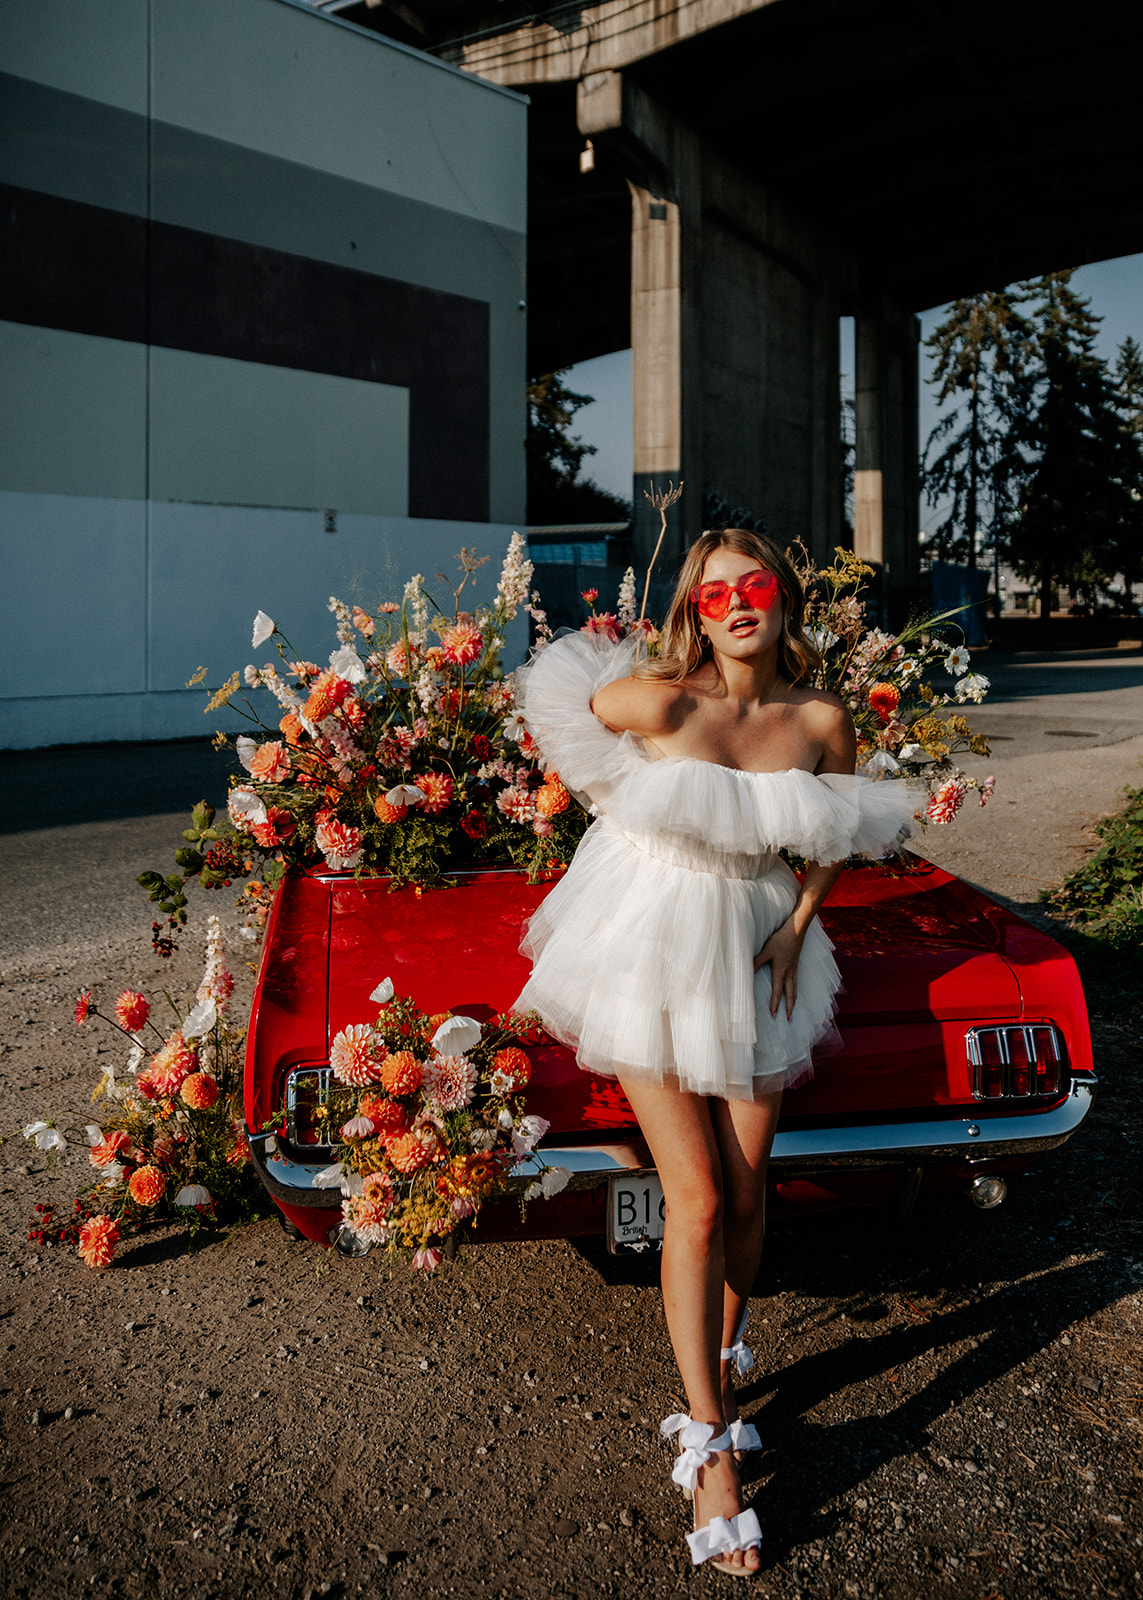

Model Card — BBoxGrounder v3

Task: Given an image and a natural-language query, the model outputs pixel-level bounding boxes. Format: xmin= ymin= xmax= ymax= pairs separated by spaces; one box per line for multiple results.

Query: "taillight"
xmin=966 ymin=1026 xmax=1064 ymax=1101
xmin=284 ymin=1066 xmax=335 ymax=1148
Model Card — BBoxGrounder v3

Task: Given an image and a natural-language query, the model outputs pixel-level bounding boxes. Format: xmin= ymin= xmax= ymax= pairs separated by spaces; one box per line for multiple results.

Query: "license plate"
xmin=608 ymin=1170 xmax=665 ymax=1253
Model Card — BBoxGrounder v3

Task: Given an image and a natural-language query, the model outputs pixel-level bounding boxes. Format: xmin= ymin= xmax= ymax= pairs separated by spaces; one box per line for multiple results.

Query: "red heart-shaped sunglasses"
xmin=690 ymin=568 xmax=781 ymax=621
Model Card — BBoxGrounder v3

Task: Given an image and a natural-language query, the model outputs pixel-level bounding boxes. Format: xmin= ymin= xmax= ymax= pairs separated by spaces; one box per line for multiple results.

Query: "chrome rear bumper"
xmin=247 ymin=1073 xmax=1096 ymax=1208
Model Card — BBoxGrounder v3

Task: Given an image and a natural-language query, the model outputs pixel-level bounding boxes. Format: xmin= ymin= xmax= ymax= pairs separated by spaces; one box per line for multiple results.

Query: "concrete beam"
xmin=854 ymin=294 xmax=921 ymax=620
xmin=577 ymin=70 xmax=844 ymax=570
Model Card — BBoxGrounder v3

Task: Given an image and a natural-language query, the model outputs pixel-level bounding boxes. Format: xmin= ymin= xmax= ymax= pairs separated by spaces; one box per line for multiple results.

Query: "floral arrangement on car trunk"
xmin=799 ymin=547 xmax=994 ymax=825
xmin=309 ymin=980 xmax=568 ymax=1269
xmin=22 ymin=918 xmax=261 ymax=1269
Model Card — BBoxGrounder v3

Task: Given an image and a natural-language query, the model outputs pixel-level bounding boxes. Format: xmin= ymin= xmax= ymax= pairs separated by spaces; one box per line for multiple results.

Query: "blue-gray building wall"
xmin=0 ymin=0 xmax=528 ymax=747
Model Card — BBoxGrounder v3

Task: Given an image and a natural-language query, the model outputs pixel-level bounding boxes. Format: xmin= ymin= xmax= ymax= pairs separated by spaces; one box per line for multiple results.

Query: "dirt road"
xmin=2 ymin=650 xmax=1141 ymax=1599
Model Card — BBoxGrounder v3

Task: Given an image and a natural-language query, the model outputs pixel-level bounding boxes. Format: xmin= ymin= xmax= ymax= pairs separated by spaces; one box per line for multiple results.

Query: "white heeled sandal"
xmin=721 ymin=1315 xmax=762 ymax=1456
xmin=660 ymin=1413 xmax=763 ymax=1575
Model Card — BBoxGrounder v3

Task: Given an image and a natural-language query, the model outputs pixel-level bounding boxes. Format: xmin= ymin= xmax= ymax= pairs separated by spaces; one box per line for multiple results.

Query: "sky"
xmin=566 ymin=253 xmax=1143 ymax=519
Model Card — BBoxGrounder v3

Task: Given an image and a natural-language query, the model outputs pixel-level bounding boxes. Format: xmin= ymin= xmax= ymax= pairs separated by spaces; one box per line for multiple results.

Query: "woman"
xmin=512 ymin=530 xmax=914 ymax=1577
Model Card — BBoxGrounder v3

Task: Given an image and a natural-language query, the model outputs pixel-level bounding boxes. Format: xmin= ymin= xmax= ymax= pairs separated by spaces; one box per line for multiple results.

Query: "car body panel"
xmin=244 ymin=854 xmax=1096 ymax=1247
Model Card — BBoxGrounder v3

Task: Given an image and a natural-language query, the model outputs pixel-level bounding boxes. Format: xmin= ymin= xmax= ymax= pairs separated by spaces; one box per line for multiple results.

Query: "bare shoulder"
xmin=591 ymin=673 xmax=692 ymax=738
xmin=789 ymin=684 xmax=856 ymax=772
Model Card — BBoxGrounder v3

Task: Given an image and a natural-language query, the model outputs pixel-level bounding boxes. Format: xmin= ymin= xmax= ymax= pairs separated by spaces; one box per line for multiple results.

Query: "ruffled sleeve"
xmin=512 ymin=631 xmax=917 ymax=864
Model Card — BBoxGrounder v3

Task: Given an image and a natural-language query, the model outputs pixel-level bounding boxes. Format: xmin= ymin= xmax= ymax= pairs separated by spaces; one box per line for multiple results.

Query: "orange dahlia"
xmin=381 ymin=1051 xmax=424 ymax=1097
xmin=280 ymin=712 xmax=306 ymax=747
xmin=249 ymin=741 xmax=290 ymax=783
xmin=387 ymin=1133 xmax=434 ymax=1174
xmin=440 ymin=621 xmax=484 ymax=666
xmin=867 ymin=682 xmax=901 ymax=724
xmin=114 ymin=990 xmax=150 ymax=1032
xmin=416 ymin=771 xmax=454 ymax=816
xmin=149 ymin=1033 xmax=196 ymax=1096
xmin=373 ymin=794 xmax=407 ymax=824
xmin=492 ymin=1047 xmax=531 ymax=1090
xmin=367 ymin=1098 xmax=410 ymax=1139
xmin=180 ymin=1072 xmax=219 ymax=1110
xmin=74 ymin=990 xmax=92 ymax=1025
xmin=128 ymin=1165 xmax=165 ymax=1207
xmin=535 ymin=777 xmax=570 ymax=818
xmin=78 ymin=1215 xmax=120 ymax=1269
xmin=90 ymin=1130 xmax=132 ymax=1168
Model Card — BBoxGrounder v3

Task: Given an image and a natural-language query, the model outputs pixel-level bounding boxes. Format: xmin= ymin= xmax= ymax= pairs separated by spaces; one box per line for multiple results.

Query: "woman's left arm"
xmin=753 ymin=700 xmax=857 ymax=1019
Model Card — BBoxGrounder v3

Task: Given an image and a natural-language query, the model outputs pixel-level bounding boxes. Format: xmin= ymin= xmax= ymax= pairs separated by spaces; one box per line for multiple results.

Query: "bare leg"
xmin=619 ymin=1078 xmax=775 ymax=1574
xmin=713 ymin=1089 xmax=782 ymax=1429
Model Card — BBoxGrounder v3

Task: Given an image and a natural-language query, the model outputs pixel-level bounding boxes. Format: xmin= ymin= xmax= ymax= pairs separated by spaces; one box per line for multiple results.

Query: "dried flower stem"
xmin=639 ymin=480 xmax=684 ymax=621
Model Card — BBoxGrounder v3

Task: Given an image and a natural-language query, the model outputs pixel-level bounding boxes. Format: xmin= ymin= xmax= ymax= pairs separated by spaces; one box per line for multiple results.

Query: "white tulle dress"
xmin=511 ymin=631 xmax=918 ymax=1101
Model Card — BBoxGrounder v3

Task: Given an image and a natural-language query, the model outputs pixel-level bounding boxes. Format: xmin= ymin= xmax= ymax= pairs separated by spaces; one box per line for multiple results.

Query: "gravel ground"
xmin=2 ymin=653 xmax=1142 ymax=1600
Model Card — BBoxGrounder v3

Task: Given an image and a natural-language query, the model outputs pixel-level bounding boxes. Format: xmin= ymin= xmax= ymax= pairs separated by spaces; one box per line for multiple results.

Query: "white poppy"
xmin=23 ymin=1121 xmax=67 ymax=1154
xmin=433 ymin=1016 xmax=483 ymax=1056
xmin=864 ymin=751 xmax=901 ymax=777
xmin=182 ymin=998 xmax=217 ymax=1040
xmin=898 ymin=744 xmax=932 ymax=764
xmin=524 ymin=1181 xmax=543 ymax=1201
xmin=313 ymin=1162 xmax=348 ymax=1189
xmin=944 ymin=646 xmax=970 ymax=676
xmin=328 ymin=644 xmax=367 ymax=684
xmin=174 ymin=1184 xmax=211 ymax=1207
xmin=385 ymin=783 xmax=426 ymax=808
xmin=369 ymin=976 xmax=395 ymax=1005
xmin=84 ymin=1124 xmax=103 ymax=1147
xmin=498 ymin=1108 xmax=515 ymax=1130
xmin=541 ymin=1166 xmax=571 ymax=1198
xmin=252 ymin=610 xmax=276 ymax=648
xmin=103 ymin=1164 xmax=125 ymax=1182
xmin=342 ymin=1171 xmax=365 ymax=1197
xmin=235 ymin=735 xmax=259 ymax=772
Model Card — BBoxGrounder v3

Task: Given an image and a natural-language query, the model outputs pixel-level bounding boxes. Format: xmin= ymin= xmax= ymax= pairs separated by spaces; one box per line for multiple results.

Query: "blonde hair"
xmin=638 ymin=529 xmax=820 ymax=686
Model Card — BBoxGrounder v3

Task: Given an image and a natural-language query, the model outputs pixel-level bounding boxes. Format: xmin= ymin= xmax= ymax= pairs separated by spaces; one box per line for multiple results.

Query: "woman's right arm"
xmin=591 ymin=675 xmax=687 ymax=739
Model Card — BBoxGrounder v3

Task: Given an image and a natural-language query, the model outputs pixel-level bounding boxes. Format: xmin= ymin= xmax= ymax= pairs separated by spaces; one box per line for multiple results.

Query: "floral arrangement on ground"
xmin=23 ymin=917 xmax=265 ymax=1269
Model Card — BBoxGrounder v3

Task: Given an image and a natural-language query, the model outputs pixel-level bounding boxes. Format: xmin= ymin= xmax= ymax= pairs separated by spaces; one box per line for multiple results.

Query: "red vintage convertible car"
xmin=243 ymin=854 xmax=1095 ymax=1253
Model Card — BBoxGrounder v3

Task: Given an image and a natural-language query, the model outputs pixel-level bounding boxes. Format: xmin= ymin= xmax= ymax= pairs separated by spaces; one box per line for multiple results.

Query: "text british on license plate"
xmin=608 ymin=1170 xmax=665 ymax=1253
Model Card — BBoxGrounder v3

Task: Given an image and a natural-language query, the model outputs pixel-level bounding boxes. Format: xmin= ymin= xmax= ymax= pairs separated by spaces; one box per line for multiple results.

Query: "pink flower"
xmin=330 ymin=1024 xmax=382 ymax=1086
xmin=351 ymin=605 xmax=375 ymax=637
xmin=385 ymin=642 xmax=414 ymax=676
xmin=581 ymin=588 xmax=598 ymax=604
xmin=925 ymin=777 xmax=967 ymax=825
xmin=75 ymin=990 xmax=92 ymax=1025
xmin=412 ymin=1246 xmax=442 ymax=1272
xmin=378 ymin=600 xmax=400 ymax=614
xmin=496 ymin=785 xmax=536 ymax=824
xmin=581 ymin=613 xmax=621 ymax=643
xmin=315 ymin=815 xmax=364 ymax=870
xmin=440 ymin=621 xmax=484 ymax=666
xmin=341 ymin=1115 xmax=376 ymax=1139
xmin=416 ymin=771 xmax=454 ymax=816
xmin=422 ymin=1054 xmax=478 ymax=1111
xmin=533 ymin=817 xmax=553 ymax=837
xmin=979 ymin=775 xmax=996 ymax=807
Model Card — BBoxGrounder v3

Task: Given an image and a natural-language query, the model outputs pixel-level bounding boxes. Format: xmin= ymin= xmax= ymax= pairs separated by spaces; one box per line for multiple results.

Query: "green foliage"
xmin=526 ymin=368 xmax=632 ymax=525
xmin=1045 ymin=784 xmax=1143 ymax=947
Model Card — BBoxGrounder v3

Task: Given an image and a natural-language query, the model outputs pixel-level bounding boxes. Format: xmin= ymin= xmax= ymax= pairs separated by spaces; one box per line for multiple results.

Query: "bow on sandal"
xmin=721 ymin=1316 xmax=762 ymax=1456
xmin=660 ymin=1413 xmax=763 ymax=1575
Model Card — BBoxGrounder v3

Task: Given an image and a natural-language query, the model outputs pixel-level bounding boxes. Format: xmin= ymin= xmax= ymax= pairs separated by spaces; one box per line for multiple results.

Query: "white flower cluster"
xmin=617 ymin=566 xmax=637 ymax=628
xmin=328 ymin=595 xmax=355 ymax=645
xmin=495 ymin=531 xmax=533 ymax=617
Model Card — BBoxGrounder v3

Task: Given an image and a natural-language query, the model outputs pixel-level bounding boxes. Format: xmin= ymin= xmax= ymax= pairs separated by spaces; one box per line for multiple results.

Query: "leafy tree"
xmin=526 ymin=369 xmax=632 ymax=525
xmin=1002 ymin=272 xmax=1143 ymax=618
xmin=921 ymin=291 xmax=1027 ymax=569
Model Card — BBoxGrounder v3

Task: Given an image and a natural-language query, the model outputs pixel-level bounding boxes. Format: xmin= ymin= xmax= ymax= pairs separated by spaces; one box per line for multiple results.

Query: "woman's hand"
xmin=754 ymin=917 xmax=805 ymax=1020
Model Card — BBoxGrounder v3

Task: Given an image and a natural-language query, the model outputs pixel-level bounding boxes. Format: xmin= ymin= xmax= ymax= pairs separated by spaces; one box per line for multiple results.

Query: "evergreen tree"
xmin=1002 ymin=272 xmax=1143 ymax=619
xmin=1115 ymin=335 xmax=1143 ymax=438
xmin=921 ymin=291 xmax=1026 ymax=569
xmin=526 ymin=369 xmax=632 ymax=525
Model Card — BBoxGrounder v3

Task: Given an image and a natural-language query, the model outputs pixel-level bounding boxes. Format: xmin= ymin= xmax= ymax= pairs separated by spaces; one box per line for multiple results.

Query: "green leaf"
xmin=174 ymin=848 xmax=204 ymax=871
xmin=191 ymin=800 xmax=216 ymax=831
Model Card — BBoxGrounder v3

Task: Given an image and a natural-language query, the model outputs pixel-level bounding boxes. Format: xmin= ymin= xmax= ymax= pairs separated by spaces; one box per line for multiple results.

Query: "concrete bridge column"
xmin=578 ymin=71 xmax=843 ymax=579
xmin=853 ymin=295 xmax=921 ymax=620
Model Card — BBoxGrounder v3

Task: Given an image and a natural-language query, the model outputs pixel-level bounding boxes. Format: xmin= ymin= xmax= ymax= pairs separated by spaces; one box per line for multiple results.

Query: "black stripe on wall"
xmin=0 ymin=182 xmax=490 ymax=522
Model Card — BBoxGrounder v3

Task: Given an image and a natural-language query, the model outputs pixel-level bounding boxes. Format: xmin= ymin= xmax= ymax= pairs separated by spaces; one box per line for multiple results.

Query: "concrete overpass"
xmin=325 ymin=0 xmax=1143 ymax=605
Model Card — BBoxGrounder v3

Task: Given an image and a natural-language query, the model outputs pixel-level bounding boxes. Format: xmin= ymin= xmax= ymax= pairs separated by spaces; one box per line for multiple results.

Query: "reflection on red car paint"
xmin=243 ymin=854 xmax=1096 ymax=1250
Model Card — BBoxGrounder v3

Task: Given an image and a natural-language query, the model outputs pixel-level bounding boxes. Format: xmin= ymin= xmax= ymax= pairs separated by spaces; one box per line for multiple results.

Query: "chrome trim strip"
xmin=247 ymin=1075 xmax=1096 ymax=1205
